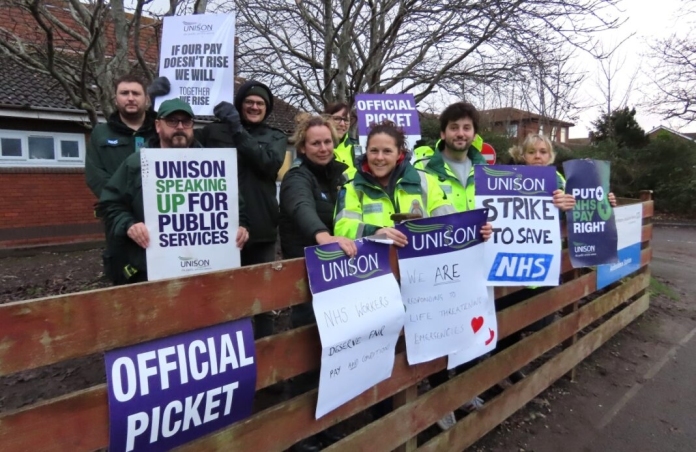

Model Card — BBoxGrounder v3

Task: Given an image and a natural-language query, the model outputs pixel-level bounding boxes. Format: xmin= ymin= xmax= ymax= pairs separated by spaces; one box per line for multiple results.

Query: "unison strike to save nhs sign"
xmin=105 ymin=319 xmax=256 ymax=452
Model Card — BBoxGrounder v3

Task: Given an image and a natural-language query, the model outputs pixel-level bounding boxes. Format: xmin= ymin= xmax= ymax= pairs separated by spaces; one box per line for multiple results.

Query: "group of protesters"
xmin=85 ymin=73 xmax=616 ymax=450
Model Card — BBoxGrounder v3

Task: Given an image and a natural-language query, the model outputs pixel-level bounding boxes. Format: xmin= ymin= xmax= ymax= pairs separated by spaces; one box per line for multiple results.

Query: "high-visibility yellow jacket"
xmin=414 ymin=143 xmax=488 ymax=212
xmin=334 ymin=133 xmax=359 ymax=176
xmin=334 ymin=161 xmax=455 ymax=239
xmin=556 ymin=171 xmax=566 ymax=192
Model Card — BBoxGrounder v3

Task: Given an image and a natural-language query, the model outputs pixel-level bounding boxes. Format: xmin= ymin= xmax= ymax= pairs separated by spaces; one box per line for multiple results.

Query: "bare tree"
xmin=231 ymin=0 xmax=622 ymax=112
xmin=646 ymin=2 xmax=696 ymax=121
xmin=0 ymin=0 xmax=168 ymax=126
xmin=592 ymin=36 xmax=640 ymax=116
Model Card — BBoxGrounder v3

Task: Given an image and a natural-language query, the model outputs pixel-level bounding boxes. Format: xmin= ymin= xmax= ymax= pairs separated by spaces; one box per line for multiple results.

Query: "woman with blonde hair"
xmin=279 ymin=113 xmax=357 ymax=259
xmin=508 ymin=133 xmax=578 ymax=210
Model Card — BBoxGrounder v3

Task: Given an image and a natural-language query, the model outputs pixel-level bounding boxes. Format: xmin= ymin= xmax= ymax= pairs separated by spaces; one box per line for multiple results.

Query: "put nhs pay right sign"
xmin=474 ymin=165 xmax=562 ymax=286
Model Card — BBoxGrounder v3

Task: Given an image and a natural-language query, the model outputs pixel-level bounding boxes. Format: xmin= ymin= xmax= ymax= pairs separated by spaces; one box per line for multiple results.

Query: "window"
xmin=506 ymin=123 xmax=518 ymax=137
xmin=1 ymin=138 xmax=22 ymax=157
xmin=29 ymin=136 xmax=55 ymax=160
xmin=0 ymin=129 xmax=85 ymax=167
xmin=560 ymin=127 xmax=568 ymax=143
xmin=61 ymin=140 xmax=80 ymax=158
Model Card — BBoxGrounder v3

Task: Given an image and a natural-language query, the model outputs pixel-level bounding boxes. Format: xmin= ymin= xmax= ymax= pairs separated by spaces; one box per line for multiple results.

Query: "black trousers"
xmin=242 ymin=241 xmax=278 ymax=338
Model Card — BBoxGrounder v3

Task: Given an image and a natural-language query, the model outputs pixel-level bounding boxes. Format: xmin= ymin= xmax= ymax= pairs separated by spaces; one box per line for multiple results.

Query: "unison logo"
xmin=182 ymin=21 xmax=213 ymax=32
xmin=178 ymin=256 xmax=211 ymax=268
xmin=482 ymin=166 xmax=546 ymax=195
xmin=405 ymin=222 xmax=477 ymax=250
xmin=572 ymin=242 xmax=596 ymax=253
xmin=315 ymin=248 xmax=381 ymax=282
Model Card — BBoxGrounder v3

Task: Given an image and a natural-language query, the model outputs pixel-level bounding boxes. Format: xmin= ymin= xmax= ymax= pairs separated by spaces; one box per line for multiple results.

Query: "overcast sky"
xmin=568 ymin=0 xmax=695 ymax=138
xmin=139 ymin=0 xmax=694 ymax=138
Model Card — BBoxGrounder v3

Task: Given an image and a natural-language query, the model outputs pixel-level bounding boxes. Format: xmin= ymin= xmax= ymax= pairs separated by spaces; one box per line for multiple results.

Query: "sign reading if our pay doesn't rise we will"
xmin=475 ymin=165 xmax=562 ymax=286
xmin=395 ymin=210 xmax=497 ymax=367
xmin=155 ymin=13 xmax=236 ymax=116
xmin=305 ymin=239 xmax=405 ymax=419
xmin=141 ymin=148 xmax=240 ymax=281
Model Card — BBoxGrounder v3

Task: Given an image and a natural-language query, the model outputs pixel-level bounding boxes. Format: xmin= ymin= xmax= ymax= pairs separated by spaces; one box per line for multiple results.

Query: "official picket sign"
xmin=474 ymin=165 xmax=562 ymax=286
xmin=395 ymin=209 xmax=495 ymax=365
xmin=105 ymin=319 xmax=256 ymax=452
xmin=564 ymin=159 xmax=618 ymax=267
xmin=597 ymin=203 xmax=643 ymax=289
xmin=155 ymin=13 xmax=236 ymax=115
xmin=305 ymin=239 xmax=405 ymax=418
xmin=141 ymin=148 xmax=240 ymax=281
xmin=355 ymin=93 xmax=421 ymax=152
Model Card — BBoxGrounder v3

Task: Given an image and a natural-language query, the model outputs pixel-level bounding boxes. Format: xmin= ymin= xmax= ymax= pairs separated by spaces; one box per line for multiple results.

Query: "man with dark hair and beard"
xmin=86 ymin=74 xmax=156 ymax=198
xmin=85 ymin=74 xmax=158 ymax=284
xmin=414 ymin=101 xmax=489 ymax=431
xmin=98 ymin=99 xmax=249 ymax=284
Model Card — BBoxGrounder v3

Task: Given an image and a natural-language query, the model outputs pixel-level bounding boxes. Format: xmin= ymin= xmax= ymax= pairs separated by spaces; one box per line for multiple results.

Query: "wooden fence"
xmin=0 ymin=193 xmax=654 ymax=451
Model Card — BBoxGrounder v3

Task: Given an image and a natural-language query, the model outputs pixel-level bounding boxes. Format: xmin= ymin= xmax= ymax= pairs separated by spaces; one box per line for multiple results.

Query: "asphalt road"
xmin=473 ymin=225 xmax=696 ymax=452
xmin=580 ymin=226 xmax=696 ymax=452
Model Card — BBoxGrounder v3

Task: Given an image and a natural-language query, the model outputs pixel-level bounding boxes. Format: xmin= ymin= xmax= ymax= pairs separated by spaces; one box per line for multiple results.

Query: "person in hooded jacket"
xmin=148 ymin=77 xmax=288 ymax=266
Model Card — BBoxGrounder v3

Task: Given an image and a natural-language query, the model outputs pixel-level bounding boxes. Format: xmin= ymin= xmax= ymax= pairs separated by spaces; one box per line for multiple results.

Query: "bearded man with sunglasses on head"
xmin=98 ymin=99 xmax=249 ymax=284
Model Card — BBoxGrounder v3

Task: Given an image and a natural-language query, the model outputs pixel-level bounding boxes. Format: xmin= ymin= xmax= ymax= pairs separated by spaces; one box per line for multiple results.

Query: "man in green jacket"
xmin=414 ymin=102 xmax=488 ymax=212
xmin=99 ymin=99 xmax=249 ymax=284
xmin=85 ymin=74 xmax=157 ymax=283
xmin=85 ymin=74 xmax=156 ymax=198
xmin=416 ymin=101 xmax=489 ymax=430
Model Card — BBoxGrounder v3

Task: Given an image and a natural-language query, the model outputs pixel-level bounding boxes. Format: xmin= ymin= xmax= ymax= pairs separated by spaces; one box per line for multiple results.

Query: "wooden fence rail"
xmin=0 ymin=196 xmax=654 ymax=451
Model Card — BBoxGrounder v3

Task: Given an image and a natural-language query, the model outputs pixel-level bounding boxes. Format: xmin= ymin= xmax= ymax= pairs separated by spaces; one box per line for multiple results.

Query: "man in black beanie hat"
xmin=148 ymin=77 xmax=287 ymax=268
xmin=201 ymin=81 xmax=287 ymax=267
xmin=147 ymin=79 xmax=286 ymax=338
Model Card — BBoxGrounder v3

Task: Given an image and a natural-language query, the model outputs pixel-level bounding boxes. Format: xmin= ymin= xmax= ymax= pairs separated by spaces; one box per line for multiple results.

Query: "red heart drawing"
xmin=471 ymin=316 xmax=484 ymax=333
xmin=485 ymin=328 xmax=495 ymax=346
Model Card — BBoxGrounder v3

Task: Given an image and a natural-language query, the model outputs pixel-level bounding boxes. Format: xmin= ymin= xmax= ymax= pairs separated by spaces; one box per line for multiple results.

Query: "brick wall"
xmin=0 ymin=168 xmax=102 ymax=248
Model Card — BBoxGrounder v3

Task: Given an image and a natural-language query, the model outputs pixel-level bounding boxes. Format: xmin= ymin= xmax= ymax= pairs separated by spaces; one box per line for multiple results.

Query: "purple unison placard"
xmin=474 ymin=165 xmax=558 ymax=197
xmin=563 ymin=159 xmax=618 ymax=267
xmin=394 ymin=209 xmax=488 ymax=259
xmin=355 ymin=93 xmax=421 ymax=136
xmin=304 ymin=239 xmax=392 ymax=294
xmin=105 ymin=318 xmax=256 ymax=452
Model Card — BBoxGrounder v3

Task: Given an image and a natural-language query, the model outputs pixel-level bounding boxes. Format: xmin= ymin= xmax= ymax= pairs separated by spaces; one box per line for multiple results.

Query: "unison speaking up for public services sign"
xmin=105 ymin=319 xmax=256 ymax=452
xmin=141 ymin=148 xmax=241 ymax=281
